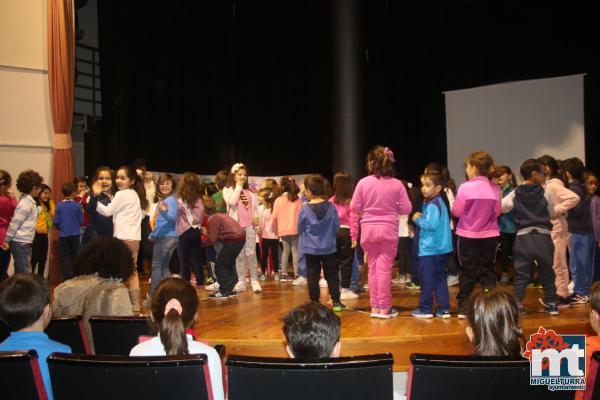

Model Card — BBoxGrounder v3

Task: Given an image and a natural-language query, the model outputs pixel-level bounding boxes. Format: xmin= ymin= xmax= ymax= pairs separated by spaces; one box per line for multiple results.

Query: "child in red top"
xmin=202 ymin=196 xmax=246 ymax=299
xmin=0 ymin=170 xmax=17 ymax=283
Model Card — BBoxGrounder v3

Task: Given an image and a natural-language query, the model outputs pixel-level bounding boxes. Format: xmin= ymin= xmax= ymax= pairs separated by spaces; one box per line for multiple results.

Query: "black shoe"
xmin=208 ymin=291 xmax=230 ymax=300
xmin=557 ymin=296 xmax=571 ymax=309
xmin=544 ymin=303 xmax=559 ymax=316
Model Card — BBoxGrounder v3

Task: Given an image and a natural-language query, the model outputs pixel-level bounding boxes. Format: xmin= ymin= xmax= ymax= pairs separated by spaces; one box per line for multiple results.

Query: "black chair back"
xmin=48 ymin=352 xmax=210 ymax=400
xmin=226 ymin=353 xmax=394 ymax=400
xmin=45 ymin=316 xmax=90 ymax=354
xmin=0 ymin=350 xmax=47 ymax=400
xmin=89 ymin=316 xmax=151 ymax=355
xmin=1 ymin=317 xmax=89 ymax=354
xmin=408 ymin=353 xmax=573 ymax=400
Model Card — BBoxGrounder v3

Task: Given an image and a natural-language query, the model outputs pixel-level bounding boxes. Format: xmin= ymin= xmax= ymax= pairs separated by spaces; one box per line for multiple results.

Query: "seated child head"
xmin=0 ymin=273 xmax=52 ymax=331
xmin=282 ymin=302 xmax=341 ymax=358
xmin=202 ymin=195 xmax=216 ymax=215
xmin=151 ymin=278 xmax=199 ymax=355
xmin=73 ymin=236 xmax=134 ymax=281
xmin=466 ymin=289 xmax=523 ymax=356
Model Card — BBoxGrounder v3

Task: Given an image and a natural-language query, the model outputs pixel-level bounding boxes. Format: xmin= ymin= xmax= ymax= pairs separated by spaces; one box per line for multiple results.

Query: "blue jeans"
xmin=297 ymin=251 xmax=307 ymax=277
xmin=417 ymin=253 xmax=450 ymax=313
xmin=150 ymin=236 xmax=178 ymax=296
xmin=569 ymin=233 xmax=594 ymax=296
xmin=11 ymin=241 xmax=32 ymax=273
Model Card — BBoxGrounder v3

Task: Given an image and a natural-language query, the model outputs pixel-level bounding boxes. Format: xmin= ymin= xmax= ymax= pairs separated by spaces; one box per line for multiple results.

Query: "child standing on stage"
xmin=494 ymin=166 xmax=517 ymax=285
xmin=53 ymin=182 xmax=83 ymax=281
xmin=84 ymin=167 xmax=115 ymax=246
xmin=73 ymin=176 xmax=90 ymax=241
xmin=272 ymin=176 xmax=303 ymax=283
xmin=350 ymin=146 xmax=412 ymax=319
xmin=452 ymin=151 xmax=502 ymax=318
xmin=258 ymin=186 xmax=280 ymax=279
xmin=2 ymin=170 xmax=43 ymax=274
xmin=298 ymin=174 xmax=344 ymax=311
xmin=31 ymin=184 xmax=54 ymax=278
xmin=223 ymin=163 xmax=261 ymax=293
xmin=92 ymin=165 xmax=146 ymax=312
xmin=202 ymin=196 xmax=246 ymax=299
xmin=584 ymin=171 xmax=600 ymax=282
xmin=562 ymin=157 xmax=595 ymax=303
xmin=0 ymin=170 xmax=17 ymax=282
xmin=147 ymin=173 xmax=178 ymax=300
xmin=175 ymin=172 xmax=205 ymax=286
xmin=330 ymin=172 xmax=358 ymax=300
xmin=411 ymin=172 xmax=453 ymax=318
xmin=537 ymin=155 xmax=579 ymax=305
xmin=502 ymin=159 xmax=559 ymax=315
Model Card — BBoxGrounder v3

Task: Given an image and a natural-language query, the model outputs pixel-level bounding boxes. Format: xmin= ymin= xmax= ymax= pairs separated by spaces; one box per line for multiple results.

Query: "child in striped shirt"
xmin=2 ymin=170 xmax=44 ymax=273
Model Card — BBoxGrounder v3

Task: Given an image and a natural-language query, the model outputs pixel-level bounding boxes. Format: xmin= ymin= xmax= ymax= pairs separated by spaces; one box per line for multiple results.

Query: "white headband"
xmin=231 ymin=163 xmax=245 ymax=174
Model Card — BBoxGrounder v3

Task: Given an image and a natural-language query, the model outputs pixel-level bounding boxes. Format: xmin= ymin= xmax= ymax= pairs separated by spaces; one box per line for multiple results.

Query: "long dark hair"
xmin=280 ymin=176 xmax=300 ymax=202
xmin=92 ymin=166 xmax=116 ymax=196
xmin=177 ymin=172 xmax=203 ymax=208
xmin=118 ymin=165 xmax=148 ymax=210
xmin=467 ymin=289 xmax=523 ymax=356
xmin=332 ymin=172 xmax=354 ymax=205
xmin=537 ymin=155 xmax=567 ymax=184
xmin=150 ymin=278 xmax=199 ymax=355
xmin=36 ymin=184 xmax=51 ymax=209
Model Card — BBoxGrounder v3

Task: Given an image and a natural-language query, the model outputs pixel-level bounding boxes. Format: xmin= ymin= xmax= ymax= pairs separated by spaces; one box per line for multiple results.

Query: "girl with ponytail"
xmin=130 ymin=277 xmax=224 ymax=400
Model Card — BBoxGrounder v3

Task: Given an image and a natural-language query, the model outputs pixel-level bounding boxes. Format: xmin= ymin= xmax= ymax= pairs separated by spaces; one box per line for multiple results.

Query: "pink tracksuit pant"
xmin=551 ymin=218 xmax=570 ymax=299
xmin=361 ymin=224 xmax=398 ymax=309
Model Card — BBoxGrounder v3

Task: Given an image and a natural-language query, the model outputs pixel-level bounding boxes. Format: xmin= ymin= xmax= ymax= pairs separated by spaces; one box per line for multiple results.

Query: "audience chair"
xmin=226 ymin=353 xmax=394 ymax=400
xmin=89 ymin=315 xmax=150 ymax=355
xmin=48 ymin=352 xmax=212 ymax=400
xmin=408 ymin=353 xmax=573 ymax=400
xmin=45 ymin=315 xmax=90 ymax=354
xmin=1 ymin=316 xmax=89 ymax=354
xmin=0 ymin=350 xmax=48 ymax=400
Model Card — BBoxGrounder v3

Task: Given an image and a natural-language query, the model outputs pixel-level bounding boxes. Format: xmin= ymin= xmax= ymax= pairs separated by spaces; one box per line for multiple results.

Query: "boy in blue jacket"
xmin=412 ymin=172 xmax=453 ymax=318
xmin=298 ymin=174 xmax=344 ymax=312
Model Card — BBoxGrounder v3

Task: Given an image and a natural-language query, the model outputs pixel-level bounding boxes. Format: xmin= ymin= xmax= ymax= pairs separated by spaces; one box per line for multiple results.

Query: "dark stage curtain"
xmin=96 ymin=1 xmax=333 ymax=178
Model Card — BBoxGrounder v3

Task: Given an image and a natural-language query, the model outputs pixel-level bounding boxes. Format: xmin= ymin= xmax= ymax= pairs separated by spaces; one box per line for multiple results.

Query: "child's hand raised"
xmin=91 ymin=181 xmax=102 ymax=196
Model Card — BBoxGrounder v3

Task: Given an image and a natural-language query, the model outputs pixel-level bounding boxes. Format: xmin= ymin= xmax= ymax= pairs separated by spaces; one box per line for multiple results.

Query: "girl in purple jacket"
xmin=350 ymin=146 xmax=412 ymax=319
xmin=452 ymin=151 xmax=502 ymax=318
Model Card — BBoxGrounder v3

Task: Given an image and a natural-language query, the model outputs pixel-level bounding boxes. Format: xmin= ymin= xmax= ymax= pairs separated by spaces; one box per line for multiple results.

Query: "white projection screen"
xmin=445 ymin=74 xmax=585 ymax=184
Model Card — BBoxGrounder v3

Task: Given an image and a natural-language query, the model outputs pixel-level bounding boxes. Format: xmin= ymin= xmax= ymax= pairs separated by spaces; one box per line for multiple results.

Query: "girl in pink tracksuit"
xmin=538 ymin=155 xmax=579 ymax=305
xmin=350 ymin=146 xmax=412 ymax=319
xmin=452 ymin=151 xmax=502 ymax=318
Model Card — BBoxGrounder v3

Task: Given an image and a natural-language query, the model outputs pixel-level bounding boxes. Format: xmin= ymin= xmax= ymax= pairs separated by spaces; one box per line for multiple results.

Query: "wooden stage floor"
xmin=139 ymin=279 xmax=593 ymax=372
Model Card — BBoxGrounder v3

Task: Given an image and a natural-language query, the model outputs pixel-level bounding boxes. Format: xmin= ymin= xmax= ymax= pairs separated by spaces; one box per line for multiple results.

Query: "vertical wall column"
xmin=332 ymin=0 xmax=363 ymax=179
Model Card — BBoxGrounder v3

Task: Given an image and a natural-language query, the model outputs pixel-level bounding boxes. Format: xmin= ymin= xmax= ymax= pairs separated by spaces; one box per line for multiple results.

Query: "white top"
xmin=130 ymin=335 xmax=224 ymax=400
xmin=95 ymin=189 xmax=143 ymax=241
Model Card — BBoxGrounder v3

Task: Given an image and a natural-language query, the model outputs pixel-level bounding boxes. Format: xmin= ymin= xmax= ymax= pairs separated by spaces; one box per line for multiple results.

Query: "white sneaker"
xmin=319 ymin=278 xmax=328 ymax=288
xmin=568 ymin=281 xmax=575 ymax=295
xmin=446 ymin=275 xmax=459 ymax=287
xmin=340 ymin=288 xmax=359 ymax=300
xmin=292 ymin=276 xmax=307 ymax=286
xmin=251 ymin=280 xmax=262 ymax=293
xmin=234 ymin=281 xmax=247 ymax=292
xmin=205 ymin=282 xmax=220 ymax=291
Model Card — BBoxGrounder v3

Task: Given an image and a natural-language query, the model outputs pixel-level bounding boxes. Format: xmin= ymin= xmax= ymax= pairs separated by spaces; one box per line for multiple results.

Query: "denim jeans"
xmin=569 ymin=233 xmax=594 ymax=296
xmin=11 ymin=241 xmax=32 ymax=273
xmin=150 ymin=236 xmax=178 ymax=296
xmin=350 ymin=251 xmax=360 ymax=291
